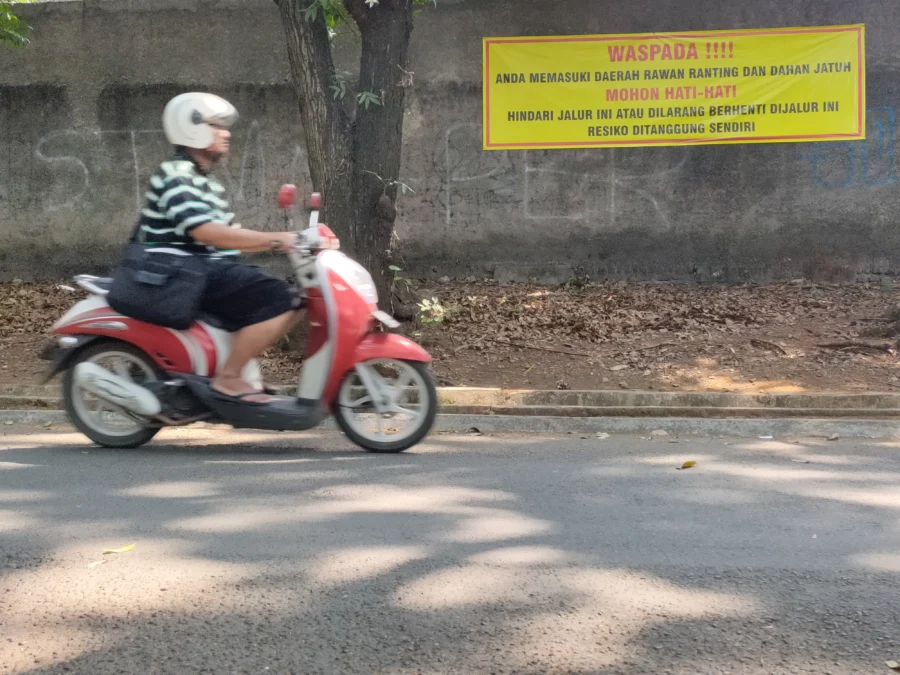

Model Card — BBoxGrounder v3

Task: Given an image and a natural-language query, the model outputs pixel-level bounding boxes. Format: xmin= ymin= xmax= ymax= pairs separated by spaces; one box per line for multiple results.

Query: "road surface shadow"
xmin=2 ymin=431 xmax=899 ymax=673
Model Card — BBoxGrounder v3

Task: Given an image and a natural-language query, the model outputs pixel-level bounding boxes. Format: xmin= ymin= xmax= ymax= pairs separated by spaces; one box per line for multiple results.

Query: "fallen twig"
xmin=640 ymin=342 xmax=679 ymax=351
xmin=817 ymin=341 xmax=894 ymax=355
xmin=750 ymin=339 xmax=788 ymax=355
xmin=502 ymin=340 xmax=594 ymax=357
xmin=0 ymin=335 xmax=45 ymax=344
xmin=454 ymin=337 xmax=486 ymax=354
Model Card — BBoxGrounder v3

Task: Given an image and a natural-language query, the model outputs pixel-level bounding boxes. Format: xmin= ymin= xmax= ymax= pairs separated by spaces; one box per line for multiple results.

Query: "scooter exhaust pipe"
xmin=72 ymin=362 xmax=162 ymax=417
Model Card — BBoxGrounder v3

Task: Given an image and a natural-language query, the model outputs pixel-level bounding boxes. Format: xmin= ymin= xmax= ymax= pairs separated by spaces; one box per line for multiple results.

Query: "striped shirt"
xmin=137 ymin=152 xmax=238 ymax=258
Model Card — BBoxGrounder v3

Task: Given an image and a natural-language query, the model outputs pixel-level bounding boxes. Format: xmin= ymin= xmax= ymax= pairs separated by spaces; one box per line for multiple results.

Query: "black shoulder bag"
xmin=107 ymin=220 xmax=211 ymax=331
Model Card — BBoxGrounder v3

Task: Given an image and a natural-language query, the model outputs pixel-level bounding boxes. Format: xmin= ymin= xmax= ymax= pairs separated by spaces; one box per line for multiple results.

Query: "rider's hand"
xmin=269 ymin=231 xmax=298 ymax=253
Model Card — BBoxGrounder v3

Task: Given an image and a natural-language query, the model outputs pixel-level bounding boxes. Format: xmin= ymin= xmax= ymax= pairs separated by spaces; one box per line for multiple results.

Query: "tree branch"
xmin=277 ymin=0 xmax=352 ymax=190
xmin=343 ymin=0 xmax=369 ymax=29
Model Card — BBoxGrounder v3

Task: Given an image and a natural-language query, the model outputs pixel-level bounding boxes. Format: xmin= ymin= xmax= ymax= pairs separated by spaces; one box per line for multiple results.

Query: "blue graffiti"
xmin=807 ymin=106 xmax=898 ymax=188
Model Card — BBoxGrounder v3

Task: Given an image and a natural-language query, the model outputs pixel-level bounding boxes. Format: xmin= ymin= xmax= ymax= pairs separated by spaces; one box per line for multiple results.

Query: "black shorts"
xmin=200 ymin=260 xmax=301 ymax=332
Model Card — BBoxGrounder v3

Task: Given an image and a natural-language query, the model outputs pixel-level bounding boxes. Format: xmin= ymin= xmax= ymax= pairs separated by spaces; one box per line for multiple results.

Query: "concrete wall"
xmin=3 ymin=0 xmax=900 ymax=282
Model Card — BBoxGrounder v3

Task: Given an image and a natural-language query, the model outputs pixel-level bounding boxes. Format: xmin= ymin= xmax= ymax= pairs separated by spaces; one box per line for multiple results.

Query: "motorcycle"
xmin=41 ymin=186 xmax=437 ymax=453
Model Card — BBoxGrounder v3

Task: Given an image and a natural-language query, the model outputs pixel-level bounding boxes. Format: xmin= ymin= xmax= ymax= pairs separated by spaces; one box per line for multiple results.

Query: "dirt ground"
xmin=4 ymin=279 xmax=900 ymax=393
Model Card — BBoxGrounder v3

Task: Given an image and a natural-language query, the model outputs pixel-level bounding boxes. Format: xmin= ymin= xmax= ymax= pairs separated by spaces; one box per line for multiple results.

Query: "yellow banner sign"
xmin=482 ymin=25 xmax=865 ymax=150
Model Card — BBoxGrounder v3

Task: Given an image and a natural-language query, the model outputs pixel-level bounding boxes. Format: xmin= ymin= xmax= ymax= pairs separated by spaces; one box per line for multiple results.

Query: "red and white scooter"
xmin=41 ymin=187 xmax=437 ymax=453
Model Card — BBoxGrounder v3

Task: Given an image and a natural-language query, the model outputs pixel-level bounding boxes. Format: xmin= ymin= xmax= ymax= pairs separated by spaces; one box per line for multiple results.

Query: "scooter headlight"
xmin=347 ymin=267 xmax=378 ymax=306
xmin=322 ymin=253 xmax=379 ymax=306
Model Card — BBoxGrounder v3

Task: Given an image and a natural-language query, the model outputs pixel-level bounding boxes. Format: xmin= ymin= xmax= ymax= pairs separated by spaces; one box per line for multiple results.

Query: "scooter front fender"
xmin=353 ymin=332 xmax=432 ymax=365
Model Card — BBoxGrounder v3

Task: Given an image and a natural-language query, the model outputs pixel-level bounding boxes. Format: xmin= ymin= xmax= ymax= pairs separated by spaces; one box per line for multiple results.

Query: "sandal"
xmin=208 ymin=386 xmax=273 ymax=406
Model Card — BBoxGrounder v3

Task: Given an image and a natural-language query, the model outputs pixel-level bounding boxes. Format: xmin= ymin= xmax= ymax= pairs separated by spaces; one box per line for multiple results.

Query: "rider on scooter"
xmin=140 ymin=92 xmax=299 ymax=406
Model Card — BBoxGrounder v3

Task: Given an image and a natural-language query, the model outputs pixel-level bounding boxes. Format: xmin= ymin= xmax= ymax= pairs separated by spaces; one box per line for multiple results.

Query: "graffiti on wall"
xmin=23 ymin=108 xmax=900 ymax=243
xmin=30 ymin=120 xmax=690 ymax=235
xmin=439 ymin=122 xmax=690 ymax=231
xmin=31 ymin=123 xmax=309 ymax=228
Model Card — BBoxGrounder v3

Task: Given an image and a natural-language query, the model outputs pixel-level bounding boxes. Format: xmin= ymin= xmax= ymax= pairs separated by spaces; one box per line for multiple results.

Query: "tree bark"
xmin=276 ymin=0 xmax=357 ymax=250
xmin=276 ymin=0 xmax=414 ymax=311
xmin=347 ymin=0 xmax=413 ymax=305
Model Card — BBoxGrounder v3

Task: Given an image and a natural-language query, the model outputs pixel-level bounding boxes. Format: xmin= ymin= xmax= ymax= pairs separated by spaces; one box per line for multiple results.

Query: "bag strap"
xmin=127 ymin=218 xmax=144 ymax=244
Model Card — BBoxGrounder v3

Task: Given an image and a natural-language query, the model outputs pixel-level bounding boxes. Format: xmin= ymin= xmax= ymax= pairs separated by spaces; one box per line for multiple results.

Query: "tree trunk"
xmin=347 ymin=0 xmax=413 ymax=305
xmin=276 ymin=0 xmax=414 ymax=310
xmin=276 ymin=0 xmax=357 ymax=251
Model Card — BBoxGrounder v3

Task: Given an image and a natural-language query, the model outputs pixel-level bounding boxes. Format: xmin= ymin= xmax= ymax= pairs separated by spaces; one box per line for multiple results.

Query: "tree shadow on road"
xmin=1 ymin=430 xmax=900 ymax=674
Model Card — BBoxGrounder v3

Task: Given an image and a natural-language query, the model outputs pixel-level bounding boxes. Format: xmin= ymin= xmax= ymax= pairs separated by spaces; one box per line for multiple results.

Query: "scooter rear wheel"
xmin=63 ymin=341 xmax=163 ymax=449
xmin=333 ymin=359 xmax=437 ymax=453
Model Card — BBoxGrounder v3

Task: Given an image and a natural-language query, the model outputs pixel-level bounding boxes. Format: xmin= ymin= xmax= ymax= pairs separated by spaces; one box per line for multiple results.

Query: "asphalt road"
xmin=2 ymin=424 xmax=900 ymax=674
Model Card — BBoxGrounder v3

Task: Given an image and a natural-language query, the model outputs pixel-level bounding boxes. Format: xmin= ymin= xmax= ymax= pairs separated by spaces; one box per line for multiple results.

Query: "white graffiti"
xmin=129 ymin=130 xmax=141 ymax=212
xmin=443 ymin=122 xmax=514 ymax=225
xmin=34 ymin=129 xmax=91 ymax=212
xmin=33 ymin=123 xmax=294 ymax=219
xmin=440 ymin=122 xmax=690 ymax=229
xmin=231 ymin=120 xmax=267 ymax=203
xmin=32 ymin=120 xmax=689 ymax=235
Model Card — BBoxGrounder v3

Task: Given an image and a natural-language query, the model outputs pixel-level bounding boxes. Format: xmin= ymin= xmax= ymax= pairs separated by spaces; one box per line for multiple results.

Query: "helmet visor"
xmin=204 ymin=109 xmax=238 ymax=128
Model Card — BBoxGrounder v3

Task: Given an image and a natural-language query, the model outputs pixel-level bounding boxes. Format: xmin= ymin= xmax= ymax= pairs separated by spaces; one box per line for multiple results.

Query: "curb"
xmin=12 ymin=385 xmax=900 ymax=413
xmin=435 ymin=388 xmax=900 ymax=412
xmin=0 ymin=410 xmax=69 ymax=425
xmin=1 ymin=410 xmax=898 ymax=439
xmin=438 ymin=404 xmax=900 ymax=419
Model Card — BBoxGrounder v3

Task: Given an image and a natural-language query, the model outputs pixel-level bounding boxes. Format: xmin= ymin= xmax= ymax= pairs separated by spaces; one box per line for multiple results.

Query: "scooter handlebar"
xmin=287 ymin=228 xmax=322 ymax=259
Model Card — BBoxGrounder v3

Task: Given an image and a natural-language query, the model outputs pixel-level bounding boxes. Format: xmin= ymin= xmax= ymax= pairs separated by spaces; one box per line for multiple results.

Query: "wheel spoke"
xmin=376 ymin=413 xmax=386 ymax=439
xmin=112 ymin=357 xmax=129 ymax=378
xmin=94 ymin=400 xmax=113 ymax=414
xmin=388 ymin=373 xmax=409 ymax=407
xmin=356 ymin=365 xmax=389 ymax=412
xmin=92 ymin=401 xmax=128 ymax=428
xmin=346 ymin=394 xmax=373 ymax=408
xmin=390 ymin=405 xmax=418 ymax=417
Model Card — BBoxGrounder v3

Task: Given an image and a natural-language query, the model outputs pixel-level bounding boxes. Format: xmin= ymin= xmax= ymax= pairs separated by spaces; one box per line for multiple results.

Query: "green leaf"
xmin=330 ymin=71 xmax=356 ymax=100
xmin=357 ymin=91 xmax=383 ymax=110
xmin=304 ymin=0 xmax=436 ymax=36
xmin=301 ymin=1 xmax=320 ymax=22
xmin=0 ymin=0 xmax=34 ymax=49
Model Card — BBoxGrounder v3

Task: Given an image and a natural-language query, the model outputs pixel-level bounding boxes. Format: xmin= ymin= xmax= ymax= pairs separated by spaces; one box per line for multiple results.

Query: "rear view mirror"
xmin=309 ymin=192 xmax=322 ymax=209
xmin=277 ymin=184 xmax=297 ymax=209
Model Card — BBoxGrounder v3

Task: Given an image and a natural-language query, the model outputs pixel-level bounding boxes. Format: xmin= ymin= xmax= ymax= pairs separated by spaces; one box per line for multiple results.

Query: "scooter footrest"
xmin=223 ymin=398 xmax=324 ymax=431
xmin=182 ymin=377 xmax=326 ymax=431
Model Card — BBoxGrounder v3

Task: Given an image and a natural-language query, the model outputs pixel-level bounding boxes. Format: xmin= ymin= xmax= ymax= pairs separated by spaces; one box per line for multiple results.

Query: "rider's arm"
xmin=190 ymin=222 xmax=295 ymax=253
xmin=157 ymin=176 xmax=294 ymax=253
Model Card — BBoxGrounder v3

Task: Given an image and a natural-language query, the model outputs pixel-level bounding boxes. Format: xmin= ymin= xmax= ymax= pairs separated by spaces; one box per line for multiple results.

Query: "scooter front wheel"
xmin=333 ymin=359 xmax=437 ymax=453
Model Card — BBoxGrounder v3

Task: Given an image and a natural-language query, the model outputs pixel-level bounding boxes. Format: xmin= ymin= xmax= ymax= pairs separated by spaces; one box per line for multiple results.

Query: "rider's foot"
xmin=210 ymin=375 xmax=273 ymax=404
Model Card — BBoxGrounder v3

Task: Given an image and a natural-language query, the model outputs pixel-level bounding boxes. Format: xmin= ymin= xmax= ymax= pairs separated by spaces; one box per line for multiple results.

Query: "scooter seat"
xmin=74 ymin=275 xmax=114 ymax=295
xmin=196 ymin=313 xmax=227 ymax=330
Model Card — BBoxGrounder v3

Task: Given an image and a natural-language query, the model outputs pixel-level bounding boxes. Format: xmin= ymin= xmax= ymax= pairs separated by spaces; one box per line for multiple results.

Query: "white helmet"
xmin=162 ymin=92 xmax=238 ymax=149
